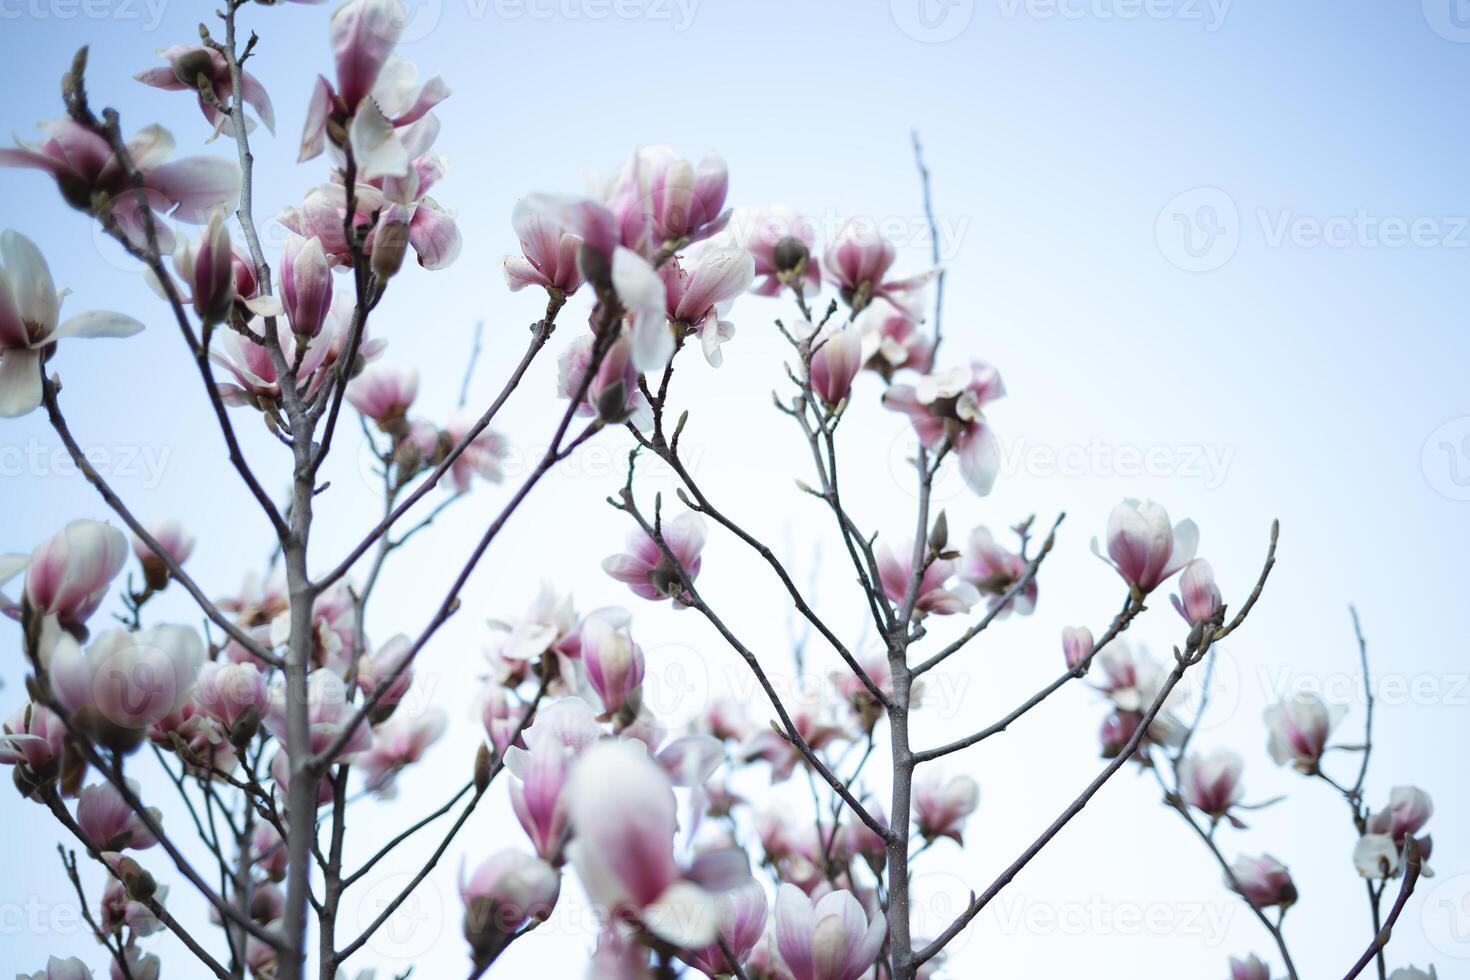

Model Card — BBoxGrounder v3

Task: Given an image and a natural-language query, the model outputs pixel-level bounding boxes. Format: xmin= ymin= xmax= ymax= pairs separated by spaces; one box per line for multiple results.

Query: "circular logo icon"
xmin=888 ymin=426 xmax=969 ymax=503
xmin=909 ymin=868 xmax=978 ymax=954
xmin=890 ymin=0 xmax=977 ymax=42
xmin=1422 ymin=871 xmax=1470 ymax=959
xmin=1176 ymin=644 xmax=1243 ymax=735
xmin=641 ymin=642 xmax=713 ymax=730
xmin=1423 ymin=0 xmax=1470 ymax=42
xmin=1155 ymin=187 xmax=1240 ymax=273
xmin=1422 ymin=416 xmax=1470 ymax=501
xmin=350 ymin=871 xmax=445 ymax=962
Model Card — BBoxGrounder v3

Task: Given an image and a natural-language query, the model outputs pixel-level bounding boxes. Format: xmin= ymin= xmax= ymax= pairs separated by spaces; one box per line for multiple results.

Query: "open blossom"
xmin=808 ymin=324 xmax=864 ymax=408
xmin=1062 ymin=626 xmax=1094 ymax=670
xmin=659 ymin=237 xmax=754 ymax=367
xmin=347 ymin=360 xmax=418 ymax=426
xmin=1092 ymin=499 xmax=1199 ymax=595
xmin=772 ymin=883 xmax=886 ymax=980
xmin=1179 ymin=748 xmax=1245 ymax=820
xmin=135 ymin=44 xmax=275 ymax=137
xmin=1228 ymin=854 xmax=1296 ymax=910
xmin=1355 ymin=786 xmax=1434 ymax=879
xmin=192 ymin=661 xmax=268 ymax=732
xmin=77 ymin=780 xmax=159 ymax=851
xmin=566 ymin=740 xmax=746 ymax=947
xmin=354 ymin=633 xmax=414 ymax=721
xmin=600 ymin=145 xmax=731 ymax=255
xmin=2 ymin=519 xmax=128 ymax=633
xmin=823 ymin=217 xmax=932 ymax=313
xmin=856 ymin=297 xmax=932 ymax=378
xmin=1264 ymin=692 xmax=1345 ymax=773
xmin=460 ymin=849 xmax=561 ymax=965
xmin=883 ymin=362 xmax=1005 ymax=496
xmin=487 ymin=584 xmax=583 ymax=669
xmin=680 ymin=881 xmax=768 ymax=977
xmin=914 ymin=770 xmax=980 ymax=844
xmin=359 ymin=708 xmax=447 ymax=795
xmin=603 ymin=511 xmax=707 ymax=606
xmin=581 ymin=612 xmax=646 ymax=720
xmin=0 ymin=120 xmax=240 ymax=249
xmin=1 ymin=702 xmax=66 ymax=793
xmin=504 ymin=194 xmax=585 ymax=297
xmin=440 ymin=409 xmax=509 ymax=492
xmin=1172 ymin=558 xmax=1223 ymax=626
xmin=278 ymin=178 xmax=458 ymax=272
xmin=1229 ymin=954 xmax=1271 ymax=980
xmin=268 ymin=580 xmax=359 ymax=671
xmin=24 ymin=957 xmax=94 ymax=980
xmin=959 ymin=526 xmax=1036 ymax=616
xmin=212 ymin=307 xmax=378 ymax=411
xmin=732 ymin=204 xmax=821 ymax=296
xmin=0 ymin=230 xmax=145 ymax=417
xmin=557 ymin=328 xmax=650 ymax=427
xmin=266 ymin=669 xmax=373 ymax=761
xmin=48 ymin=623 xmax=204 ymax=745
xmin=875 ymin=539 xmax=978 ymax=617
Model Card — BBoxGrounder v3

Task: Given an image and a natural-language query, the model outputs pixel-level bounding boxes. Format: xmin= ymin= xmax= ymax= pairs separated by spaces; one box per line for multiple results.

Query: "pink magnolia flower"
xmin=487 ymin=584 xmax=584 ymax=670
xmin=1229 ymin=954 xmax=1271 ymax=980
xmin=603 ymin=512 xmax=707 ymax=606
xmin=823 ymin=217 xmax=932 ymax=313
xmin=883 ymin=362 xmax=1005 ymax=496
xmin=1264 ymin=692 xmax=1346 ymax=773
xmin=347 ymin=360 xmax=418 ymax=426
xmin=252 ymin=822 xmax=288 ymax=882
xmin=659 ymin=238 xmax=754 ymax=367
xmin=268 ymin=580 xmax=359 ymax=671
xmin=192 ymin=661 xmax=269 ymax=732
xmin=147 ymin=699 xmax=232 ymax=775
xmin=135 ymin=44 xmax=275 ymax=138
xmin=556 ymin=328 xmax=650 ymax=427
xmin=772 ymin=883 xmax=886 ymax=980
xmin=0 ymin=231 xmax=145 ymax=417
xmin=830 ymin=650 xmax=892 ymax=732
xmin=502 ymin=698 xmax=605 ymax=863
xmin=1 ymin=702 xmax=66 ymax=790
xmin=1061 ymin=626 xmax=1094 ymax=670
xmin=601 ymin=145 xmax=731 ymax=255
xmin=1356 ymin=786 xmax=1434 ymax=879
xmin=440 ymin=409 xmax=509 ymax=492
xmin=1172 ymin=558 xmax=1223 ymax=626
xmin=875 ymin=539 xmax=978 ymax=617
xmin=958 ymin=526 xmax=1036 ymax=616
xmin=265 ymin=669 xmax=373 ymax=761
xmin=855 ymin=297 xmax=932 ymax=378
xmin=48 ymin=623 xmax=204 ymax=740
xmin=0 ymin=120 xmax=240 ymax=249
xmin=24 ymin=957 xmax=94 ymax=980
xmin=580 ymin=612 xmax=645 ymax=720
xmin=278 ymin=178 xmax=458 ymax=272
xmin=741 ymin=701 xmax=847 ymax=783
xmin=2 ymin=519 xmax=128 ymax=633
xmin=1092 ymin=499 xmax=1199 ymax=595
xmin=281 ymin=234 xmax=334 ymax=338
xmin=359 ymin=708 xmax=447 ymax=795
xmin=1179 ymin=748 xmax=1245 ymax=820
xmin=1227 ymin=854 xmax=1296 ymax=910
xmin=355 ymin=633 xmax=415 ymax=721
xmin=101 ymin=875 xmax=167 ymax=936
xmin=566 ymin=740 xmax=745 ymax=947
xmin=76 ymin=780 xmax=159 ymax=851
xmin=504 ymin=195 xmax=585 ymax=297
xmin=732 ymin=204 xmax=821 ymax=296
xmin=131 ymin=518 xmax=196 ymax=591
xmin=460 ymin=849 xmax=561 ymax=964
xmin=211 ymin=310 xmax=372 ymax=411
xmin=914 ymin=770 xmax=979 ymax=845
xmin=681 ymin=881 xmax=769 ymax=977
xmin=807 ymin=324 xmax=864 ymax=408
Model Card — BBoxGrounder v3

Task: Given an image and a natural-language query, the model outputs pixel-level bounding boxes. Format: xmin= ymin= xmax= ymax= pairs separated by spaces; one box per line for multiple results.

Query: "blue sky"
xmin=1 ymin=0 xmax=1468 ymax=977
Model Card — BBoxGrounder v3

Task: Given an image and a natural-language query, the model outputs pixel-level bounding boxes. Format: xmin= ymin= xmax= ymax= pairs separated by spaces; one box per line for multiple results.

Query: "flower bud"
xmin=773 ymin=235 xmax=809 ymax=276
xmin=171 ymin=47 xmax=216 ymax=87
xmin=474 ymin=742 xmax=493 ymax=794
xmin=372 ymin=220 xmax=410 ymax=282
xmin=192 ymin=211 xmax=235 ymax=325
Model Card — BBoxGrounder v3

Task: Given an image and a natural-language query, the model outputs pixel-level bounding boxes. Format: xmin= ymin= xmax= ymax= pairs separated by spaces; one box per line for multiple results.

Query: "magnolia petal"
xmin=54 ymin=310 xmax=145 ymax=340
xmin=348 ymin=99 xmax=409 ymax=181
xmin=0 ymin=349 xmax=43 ymax=417
xmin=644 ymin=881 xmax=722 ymax=949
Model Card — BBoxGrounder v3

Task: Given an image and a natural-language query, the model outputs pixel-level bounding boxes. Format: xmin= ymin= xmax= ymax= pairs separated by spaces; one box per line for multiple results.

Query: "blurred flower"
xmin=680 ymin=881 xmax=768 ymax=977
xmin=580 ymin=611 xmax=645 ymax=721
xmin=1179 ymin=748 xmax=1245 ymax=821
xmin=771 ymin=883 xmax=886 ymax=980
xmin=1264 ymin=692 xmax=1345 ymax=774
xmin=732 ymin=204 xmax=820 ymax=296
xmin=1227 ymin=854 xmax=1296 ymax=910
xmin=265 ymin=669 xmax=372 ymax=761
xmin=131 ymin=519 xmax=196 ymax=592
xmin=77 ymin=780 xmax=159 ymax=851
xmin=823 ymin=217 xmax=932 ymax=314
xmin=856 ymin=297 xmax=932 ymax=378
xmin=1061 ymin=626 xmax=1094 ymax=671
xmin=359 ymin=708 xmax=447 ymax=795
xmin=1228 ymin=954 xmax=1271 ymax=980
xmin=460 ymin=849 xmax=560 ymax=965
xmin=913 ymin=770 xmax=979 ymax=845
xmin=2 ymin=520 xmax=128 ymax=634
xmin=347 ymin=360 xmax=418 ymax=427
xmin=48 ymin=623 xmax=204 ymax=748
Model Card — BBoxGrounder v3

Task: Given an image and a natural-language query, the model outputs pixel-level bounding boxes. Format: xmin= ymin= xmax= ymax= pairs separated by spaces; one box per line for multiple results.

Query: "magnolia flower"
xmin=772 ymin=883 xmax=886 ymax=980
xmin=278 ymin=179 xmax=458 ymax=272
xmin=599 ymin=145 xmax=731 ymax=256
xmin=135 ymin=44 xmax=275 ymax=137
xmin=742 ymin=701 xmax=848 ymax=783
xmin=603 ymin=512 xmax=707 ymax=606
xmin=680 ymin=881 xmax=768 ymax=977
xmin=359 ymin=708 xmax=447 ymax=795
xmin=1228 ymin=954 xmax=1271 ymax=980
xmin=49 ymin=623 xmax=204 ymax=746
xmin=959 ymin=526 xmax=1036 ymax=616
xmin=659 ymin=237 xmax=754 ymax=367
xmin=1179 ymin=748 xmax=1245 ymax=820
xmin=874 ymin=539 xmax=978 ymax=617
xmin=439 ymin=409 xmax=509 ymax=492
xmin=268 ymin=581 xmax=359 ymax=672
xmin=1355 ymin=786 xmax=1434 ymax=879
xmin=1062 ymin=626 xmax=1094 ymax=670
xmin=732 ymin=204 xmax=821 ymax=296
xmin=566 ymin=740 xmax=745 ymax=947
xmin=2 ymin=519 xmax=128 ymax=634
xmin=281 ymin=234 xmax=334 ymax=338
xmin=0 ymin=120 xmax=240 ymax=248
xmin=265 ymin=669 xmax=373 ymax=761
xmin=556 ymin=328 xmax=650 ymax=427
xmin=460 ymin=849 xmax=561 ymax=965
xmin=580 ymin=612 xmax=645 ymax=720
xmin=24 ymin=957 xmax=94 ymax=980
xmin=1092 ymin=499 xmax=1199 ymax=595
xmin=884 ymin=362 xmax=1005 ymax=496
xmin=823 ymin=217 xmax=932 ymax=313
xmin=856 ymin=297 xmax=932 ymax=378
xmin=830 ymin=649 xmax=892 ymax=733
xmin=191 ymin=661 xmax=267 ymax=737
xmin=1 ymin=702 xmax=66 ymax=795
xmin=77 ymin=780 xmax=159 ymax=851
xmin=252 ymin=822 xmax=288 ymax=882
xmin=807 ymin=324 xmax=864 ymax=408
xmin=132 ymin=519 xmax=196 ymax=591
xmin=913 ymin=770 xmax=980 ymax=844
xmin=347 ymin=361 xmax=418 ymax=427
xmin=0 ymin=230 xmax=145 ymax=417
xmin=1264 ymin=692 xmax=1346 ymax=773
xmin=1172 ymin=558 xmax=1223 ymax=626
xmin=354 ymin=634 xmax=415 ymax=721
xmin=505 ymin=724 xmax=577 ymax=863
xmin=212 ymin=310 xmax=372 ymax=410
xmin=504 ymin=194 xmax=585 ymax=297
xmin=1227 ymin=854 xmax=1296 ymax=910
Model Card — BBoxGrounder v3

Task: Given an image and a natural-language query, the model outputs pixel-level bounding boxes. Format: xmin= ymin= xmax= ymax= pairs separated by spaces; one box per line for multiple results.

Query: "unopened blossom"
xmin=808 ymin=324 xmax=864 ymax=408
xmin=76 ymin=780 xmax=159 ymax=851
xmin=481 ymin=686 xmax=526 ymax=758
xmin=1179 ymin=748 xmax=1245 ymax=820
xmin=1264 ymin=692 xmax=1346 ymax=773
xmin=505 ymin=727 xmax=576 ymax=863
xmin=147 ymin=699 xmax=232 ymax=775
xmin=192 ymin=660 xmax=269 ymax=734
xmin=660 ymin=237 xmax=754 ymax=367
xmin=1062 ymin=626 xmax=1094 ymax=670
xmin=884 ymin=362 xmax=1005 ymax=496
xmin=1 ymin=702 xmax=66 ymax=794
xmin=875 ymin=539 xmax=978 ymax=617
xmin=101 ymin=876 xmax=167 ymax=936
xmin=958 ymin=526 xmax=1036 ymax=616
xmin=823 ymin=217 xmax=932 ymax=313
xmin=504 ymin=194 xmax=586 ymax=297
xmin=581 ymin=612 xmax=646 ymax=720
xmin=681 ymin=881 xmax=769 ymax=977
xmin=732 ymin=204 xmax=821 ymax=296
xmin=135 ymin=44 xmax=276 ymax=137
xmin=354 ymin=633 xmax=415 ymax=721
xmin=185 ymin=209 xmax=236 ymax=324
xmin=1356 ymin=786 xmax=1434 ymax=879
xmin=772 ymin=883 xmax=886 ymax=980
xmin=566 ymin=740 xmax=745 ymax=947
xmin=131 ymin=518 xmax=196 ymax=591
xmin=281 ymin=234 xmax=334 ymax=338
xmin=0 ymin=120 xmax=240 ymax=248
xmin=1 ymin=520 xmax=128 ymax=634
xmin=1172 ymin=558 xmax=1223 ymax=626
xmin=855 ymin=297 xmax=932 ymax=378
xmin=1228 ymin=954 xmax=1271 ymax=980
xmin=460 ymin=848 xmax=561 ymax=964
xmin=0 ymin=231 xmax=145 ymax=417
xmin=557 ymin=328 xmax=650 ymax=426
xmin=1092 ymin=499 xmax=1199 ymax=595
xmin=265 ymin=669 xmax=373 ymax=761
xmin=23 ymin=957 xmax=94 ymax=980
xmin=1227 ymin=854 xmax=1296 ymax=910
xmin=347 ymin=360 xmax=418 ymax=427
xmin=48 ymin=623 xmax=204 ymax=747
xmin=603 ymin=511 xmax=707 ymax=606
xmin=359 ymin=708 xmax=447 ymax=795
xmin=913 ymin=770 xmax=980 ymax=845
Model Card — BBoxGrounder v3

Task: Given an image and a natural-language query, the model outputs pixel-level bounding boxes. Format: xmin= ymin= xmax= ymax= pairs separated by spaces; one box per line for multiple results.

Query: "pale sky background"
xmin=2 ymin=0 xmax=1468 ymax=978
